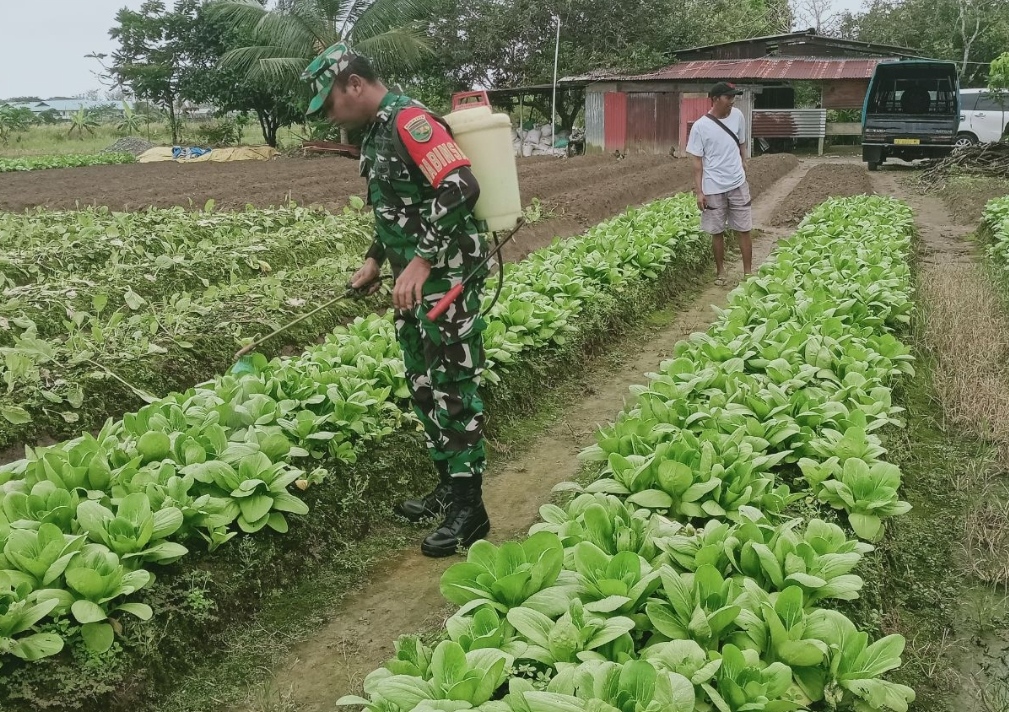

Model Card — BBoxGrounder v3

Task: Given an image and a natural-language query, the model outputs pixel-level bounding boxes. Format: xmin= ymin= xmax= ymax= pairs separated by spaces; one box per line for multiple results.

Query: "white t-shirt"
xmin=686 ymin=107 xmax=746 ymax=195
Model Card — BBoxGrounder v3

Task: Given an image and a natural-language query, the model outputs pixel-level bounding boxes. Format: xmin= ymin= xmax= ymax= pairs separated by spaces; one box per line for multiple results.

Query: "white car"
xmin=957 ymin=88 xmax=1009 ymax=146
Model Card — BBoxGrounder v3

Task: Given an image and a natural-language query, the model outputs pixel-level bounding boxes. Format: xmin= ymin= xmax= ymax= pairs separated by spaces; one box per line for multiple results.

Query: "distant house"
xmin=1 ymin=99 xmax=135 ymax=119
xmin=36 ymin=99 xmax=134 ymax=118
xmin=2 ymin=101 xmax=42 ymax=114
xmin=2 ymin=98 xmax=220 ymax=121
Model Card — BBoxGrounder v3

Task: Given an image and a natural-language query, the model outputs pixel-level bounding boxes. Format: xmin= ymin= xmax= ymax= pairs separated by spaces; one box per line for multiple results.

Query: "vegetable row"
xmin=0 ymin=153 xmax=135 ymax=173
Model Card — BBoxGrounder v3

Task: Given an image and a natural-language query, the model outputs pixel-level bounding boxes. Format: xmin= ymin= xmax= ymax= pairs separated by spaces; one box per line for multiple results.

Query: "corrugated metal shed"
xmin=752 ymin=109 xmax=827 ymax=138
xmin=623 ymin=93 xmax=679 ymax=154
xmin=679 ymin=94 xmax=711 ymax=154
xmin=573 ymin=58 xmax=892 ymax=84
xmin=670 ymin=31 xmax=922 ymax=62
xmin=585 ymin=92 xmax=605 ymax=153
xmin=630 ymin=58 xmax=889 ymax=82
xmin=654 ymin=93 xmax=679 ymax=152
xmin=603 ymin=92 xmax=627 ymax=151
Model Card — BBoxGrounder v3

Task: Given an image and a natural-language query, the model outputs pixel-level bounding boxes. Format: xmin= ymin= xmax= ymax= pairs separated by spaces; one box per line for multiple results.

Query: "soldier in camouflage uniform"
xmin=303 ymin=44 xmax=491 ymax=558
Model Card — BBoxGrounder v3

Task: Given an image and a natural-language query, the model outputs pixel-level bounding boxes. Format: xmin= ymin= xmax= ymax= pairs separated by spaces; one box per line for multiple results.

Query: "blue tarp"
xmin=171 ymin=146 xmax=211 ymax=160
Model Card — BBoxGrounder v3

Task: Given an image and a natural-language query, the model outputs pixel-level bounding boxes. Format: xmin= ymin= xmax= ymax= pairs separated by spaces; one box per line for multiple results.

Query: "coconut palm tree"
xmin=208 ymin=0 xmax=436 ymax=85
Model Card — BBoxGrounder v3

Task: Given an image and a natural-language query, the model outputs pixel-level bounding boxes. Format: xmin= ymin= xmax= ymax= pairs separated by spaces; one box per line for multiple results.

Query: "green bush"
xmin=194 ymin=119 xmax=242 ymax=147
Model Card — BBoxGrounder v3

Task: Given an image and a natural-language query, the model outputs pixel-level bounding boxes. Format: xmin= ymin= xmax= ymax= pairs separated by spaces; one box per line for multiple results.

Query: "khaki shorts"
xmin=701 ymin=182 xmax=752 ymax=234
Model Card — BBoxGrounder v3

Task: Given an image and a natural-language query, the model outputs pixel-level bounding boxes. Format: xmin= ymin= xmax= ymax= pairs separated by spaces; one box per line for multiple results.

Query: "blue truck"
xmin=862 ymin=60 xmax=960 ymax=171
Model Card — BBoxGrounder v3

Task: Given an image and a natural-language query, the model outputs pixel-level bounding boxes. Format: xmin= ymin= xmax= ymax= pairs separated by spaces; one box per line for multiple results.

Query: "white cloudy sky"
xmin=1 ymin=0 xmax=146 ymax=99
xmin=1 ymin=0 xmax=869 ymax=100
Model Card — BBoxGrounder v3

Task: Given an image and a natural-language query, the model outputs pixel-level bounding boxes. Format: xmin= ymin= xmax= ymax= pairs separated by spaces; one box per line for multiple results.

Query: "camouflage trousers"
xmin=394 ymin=274 xmax=487 ymax=479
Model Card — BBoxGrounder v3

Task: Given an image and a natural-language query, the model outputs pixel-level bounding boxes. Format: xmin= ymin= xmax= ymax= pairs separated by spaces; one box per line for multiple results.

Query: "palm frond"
xmin=353 ymin=26 xmax=434 ymax=74
xmin=351 ymin=0 xmax=440 ymax=41
xmin=338 ymin=0 xmax=365 ymax=36
xmin=253 ymin=6 xmax=332 ymax=56
xmin=220 ymin=44 xmax=305 ymax=79
xmin=204 ymin=0 xmax=270 ymax=35
xmin=214 ymin=0 xmax=434 ymax=84
xmin=313 ymin=0 xmax=354 ymax=25
xmin=254 ymin=56 xmax=319 ymax=84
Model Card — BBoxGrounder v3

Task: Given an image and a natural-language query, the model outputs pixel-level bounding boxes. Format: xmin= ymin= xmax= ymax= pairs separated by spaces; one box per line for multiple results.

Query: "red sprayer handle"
xmin=424 ymin=218 xmax=525 ymax=321
xmin=426 ymin=283 xmax=466 ymax=321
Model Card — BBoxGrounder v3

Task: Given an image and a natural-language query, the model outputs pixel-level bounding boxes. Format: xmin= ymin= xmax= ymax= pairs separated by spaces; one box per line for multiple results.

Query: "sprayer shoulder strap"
xmin=390 ymin=103 xmax=455 ymax=168
xmin=704 ymin=112 xmax=742 ymax=145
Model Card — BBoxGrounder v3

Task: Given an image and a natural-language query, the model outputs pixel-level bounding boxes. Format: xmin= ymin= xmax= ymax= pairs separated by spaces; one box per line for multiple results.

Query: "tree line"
xmin=91 ymin=0 xmax=1009 ymax=147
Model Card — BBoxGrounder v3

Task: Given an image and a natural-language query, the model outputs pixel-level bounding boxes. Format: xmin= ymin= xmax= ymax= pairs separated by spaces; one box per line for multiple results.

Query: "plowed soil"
xmin=771 ymin=162 xmax=876 ymax=227
xmin=0 ymin=153 xmax=799 ymax=260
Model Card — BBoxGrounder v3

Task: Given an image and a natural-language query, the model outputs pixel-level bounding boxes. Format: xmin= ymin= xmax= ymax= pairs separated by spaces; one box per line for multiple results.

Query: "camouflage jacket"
xmin=360 ymin=92 xmax=486 ymax=279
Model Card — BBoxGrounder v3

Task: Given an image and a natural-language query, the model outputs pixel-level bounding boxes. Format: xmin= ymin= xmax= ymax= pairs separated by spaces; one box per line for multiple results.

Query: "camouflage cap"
xmin=302 ymin=42 xmax=358 ymax=116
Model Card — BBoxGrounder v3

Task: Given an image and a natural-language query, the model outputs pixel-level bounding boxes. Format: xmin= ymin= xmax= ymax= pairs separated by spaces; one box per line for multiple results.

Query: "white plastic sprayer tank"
xmin=444 ymin=93 xmax=523 ymax=233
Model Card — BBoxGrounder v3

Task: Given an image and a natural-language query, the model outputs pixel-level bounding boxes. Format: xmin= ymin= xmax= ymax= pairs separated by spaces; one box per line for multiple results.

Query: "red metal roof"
xmin=618 ymin=58 xmax=893 ymax=82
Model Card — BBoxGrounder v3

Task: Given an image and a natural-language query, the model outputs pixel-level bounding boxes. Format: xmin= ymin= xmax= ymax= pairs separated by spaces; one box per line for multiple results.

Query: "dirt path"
xmin=869 ymin=168 xmax=976 ymax=264
xmin=244 ymin=158 xmax=814 ymax=712
xmin=772 ymin=162 xmax=875 ymax=227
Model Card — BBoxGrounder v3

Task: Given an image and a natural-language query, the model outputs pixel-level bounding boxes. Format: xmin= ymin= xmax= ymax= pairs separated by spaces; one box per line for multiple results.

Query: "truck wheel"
xmin=867 ymin=161 xmax=879 ymax=172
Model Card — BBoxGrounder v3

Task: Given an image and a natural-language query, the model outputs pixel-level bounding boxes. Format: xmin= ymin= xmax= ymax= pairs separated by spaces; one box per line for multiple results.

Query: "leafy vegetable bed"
xmin=339 ymin=195 xmax=920 ymax=712
xmin=0 ymin=204 xmax=377 ymax=451
xmin=0 ymin=153 xmax=136 ymax=173
xmin=0 ymin=202 xmax=364 ymax=291
xmin=0 ymin=194 xmax=711 ymax=703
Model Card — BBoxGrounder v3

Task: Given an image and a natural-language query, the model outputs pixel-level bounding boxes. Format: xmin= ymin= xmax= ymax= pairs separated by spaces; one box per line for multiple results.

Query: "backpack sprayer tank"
xmin=443 ymin=91 xmax=523 ymax=233
xmin=423 ymin=91 xmax=525 ymax=321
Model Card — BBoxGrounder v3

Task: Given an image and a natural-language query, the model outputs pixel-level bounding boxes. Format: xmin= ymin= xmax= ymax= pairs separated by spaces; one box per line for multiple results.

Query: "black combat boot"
xmin=420 ymin=474 xmax=491 ymax=558
xmin=394 ymin=460 xmax=453 ymax=523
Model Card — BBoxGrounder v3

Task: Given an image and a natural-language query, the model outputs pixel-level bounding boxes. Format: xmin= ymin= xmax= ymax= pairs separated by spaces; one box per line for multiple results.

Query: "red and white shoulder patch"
xmin=396 ymin=107 xmax=471 ymax=187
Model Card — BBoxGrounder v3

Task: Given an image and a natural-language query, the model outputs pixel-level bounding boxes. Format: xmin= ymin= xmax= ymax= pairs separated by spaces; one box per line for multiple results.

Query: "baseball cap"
xmin=302 ymin=42 xmax=359 ymax=116
xmin=709 ymin=82 xmax=744 ymax=98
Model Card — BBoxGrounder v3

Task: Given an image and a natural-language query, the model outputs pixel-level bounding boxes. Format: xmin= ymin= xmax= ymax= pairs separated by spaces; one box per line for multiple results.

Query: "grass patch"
xmin=0 ymin=124 xmax=136 ymax=158
xmin=838 ymin=326 xmax=974 ymax=710
xmin=918 ymin=259 xmax=1009 ymax=461
xmin=932 ymin=175 xmax=1009 ymax=225
xmin=0 ymin=123 xmax=308 ymax=159
xmin=835 ymin=246 xmax=1009 ymax=710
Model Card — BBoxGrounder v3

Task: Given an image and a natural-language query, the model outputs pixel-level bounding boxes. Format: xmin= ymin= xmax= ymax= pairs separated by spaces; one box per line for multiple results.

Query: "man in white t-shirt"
xmin=686 ymin=82 xmax=752 ymax=286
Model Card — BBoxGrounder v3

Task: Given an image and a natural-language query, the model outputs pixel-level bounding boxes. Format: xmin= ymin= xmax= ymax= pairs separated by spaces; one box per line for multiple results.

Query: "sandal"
xmin=714 ymin=276 xmax=727 ymax=287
